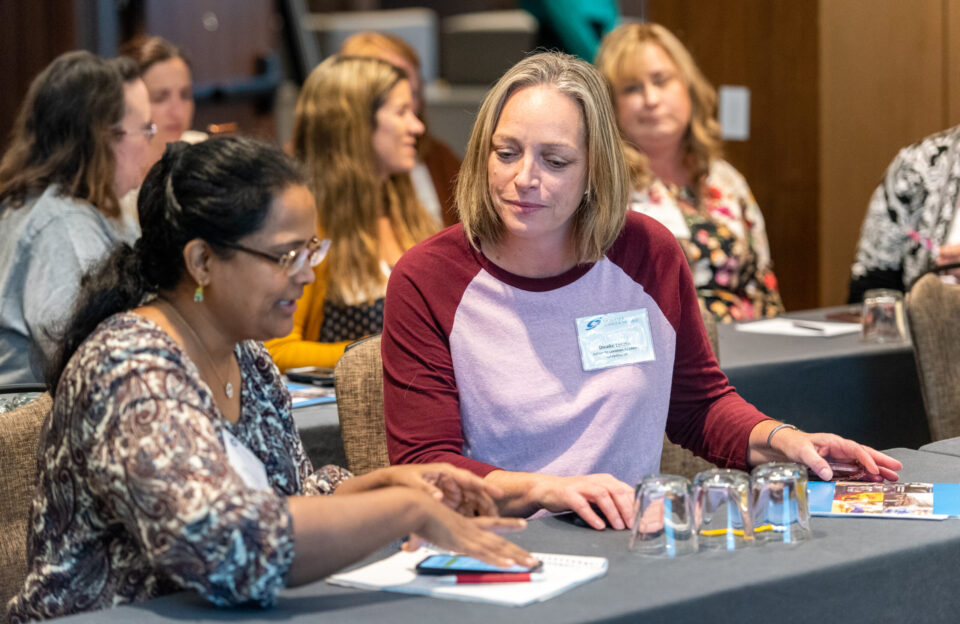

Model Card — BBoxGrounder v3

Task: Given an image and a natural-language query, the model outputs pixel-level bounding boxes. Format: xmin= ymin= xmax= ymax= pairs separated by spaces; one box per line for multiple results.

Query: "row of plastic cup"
xmin=629 ymin=463 xmax=811 ymax=557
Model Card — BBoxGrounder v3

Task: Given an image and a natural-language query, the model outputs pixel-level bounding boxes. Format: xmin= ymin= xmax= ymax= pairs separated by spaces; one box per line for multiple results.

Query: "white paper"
xmin=328 ymin=548 xmax=608 ymax=607
xmin=734 ymin=318 xmax=861 ymax=337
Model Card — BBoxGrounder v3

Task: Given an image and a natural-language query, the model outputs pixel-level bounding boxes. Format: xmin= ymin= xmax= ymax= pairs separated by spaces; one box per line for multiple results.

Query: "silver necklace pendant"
xmin=225 ymin=382 xmax=234 ymax=399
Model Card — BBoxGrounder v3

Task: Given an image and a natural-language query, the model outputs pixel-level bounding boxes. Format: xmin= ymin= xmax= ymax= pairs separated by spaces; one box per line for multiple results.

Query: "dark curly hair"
xmin=47 ymin=136 xmax=305 ymax=391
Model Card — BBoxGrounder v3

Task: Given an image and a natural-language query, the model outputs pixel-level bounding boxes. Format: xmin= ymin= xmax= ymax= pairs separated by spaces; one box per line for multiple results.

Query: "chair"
xmin=905 ymin=271 xmax=960 ymax=441
xmin=0 ymin=392 xmax=52 ymax=608
xmin=658 ymin=302 xmax=720 ymax=479
xmin=334 ymin=335 xmax=389 ymax=475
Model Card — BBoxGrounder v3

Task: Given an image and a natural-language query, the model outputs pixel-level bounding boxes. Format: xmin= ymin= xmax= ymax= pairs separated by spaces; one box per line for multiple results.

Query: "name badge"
xmin=222 ymin=429 xmax=271 ymax=491
xmin=575 ymin=309 xmax=656 ymax=371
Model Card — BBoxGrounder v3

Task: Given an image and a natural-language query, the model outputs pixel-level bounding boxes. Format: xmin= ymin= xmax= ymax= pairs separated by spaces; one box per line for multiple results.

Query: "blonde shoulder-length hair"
xmin=595 ymin=22 xmax=722 ymax=192
xmin=292 ymin=55 xmax=436 ymax=304
xmin=457 ymin=51 xmax=630 ymax=264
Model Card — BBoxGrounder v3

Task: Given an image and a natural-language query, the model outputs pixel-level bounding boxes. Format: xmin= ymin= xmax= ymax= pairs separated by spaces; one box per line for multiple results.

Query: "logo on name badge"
xmin=585 ymin=318 xmax=602 ymax=330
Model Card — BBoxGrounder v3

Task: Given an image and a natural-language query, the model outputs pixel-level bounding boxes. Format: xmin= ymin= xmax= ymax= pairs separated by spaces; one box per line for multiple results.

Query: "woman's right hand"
xmin=530 ymin=473 xmax=636 ymax=531
xmin=413 ymin=500 xmax=537 ymax=569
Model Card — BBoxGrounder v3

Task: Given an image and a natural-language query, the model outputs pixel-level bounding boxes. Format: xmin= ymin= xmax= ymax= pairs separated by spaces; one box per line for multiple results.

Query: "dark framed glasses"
xmin=221 ymin=237 xmax=330 ymax=276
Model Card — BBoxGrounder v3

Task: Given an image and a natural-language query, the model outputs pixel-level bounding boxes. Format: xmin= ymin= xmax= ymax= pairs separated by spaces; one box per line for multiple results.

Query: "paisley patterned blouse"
xmin=6 ymin=313 xmax=351 ymax=622
xmin=630 ymin=159 xmax=784 ymax=322
xmin=849 ymin=124 xmax=960 ymax=302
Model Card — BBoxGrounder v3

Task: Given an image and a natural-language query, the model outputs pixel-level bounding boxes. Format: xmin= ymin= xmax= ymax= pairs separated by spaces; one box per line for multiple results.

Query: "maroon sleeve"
xmin=381 ymin=228 xmax=501 ymax=476
xmin=612 ymin=213 xmax=770 ymax=468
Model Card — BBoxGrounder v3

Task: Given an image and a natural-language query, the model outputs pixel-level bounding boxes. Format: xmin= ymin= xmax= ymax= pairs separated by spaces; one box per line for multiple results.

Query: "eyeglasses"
xmin=113 ymin=121 xmax=158 ymax=141
xmin=220 ymin=236 xmax=330 ymax=276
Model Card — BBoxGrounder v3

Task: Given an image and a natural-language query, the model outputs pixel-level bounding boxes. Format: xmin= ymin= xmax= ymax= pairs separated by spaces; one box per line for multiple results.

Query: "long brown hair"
xmin=293 ymin=55 xmax=436 ymax=304
xmin=0 ymin=51 xmax=135 ymax=218
xmin=596 ymin=23 xmax=723 ymax=192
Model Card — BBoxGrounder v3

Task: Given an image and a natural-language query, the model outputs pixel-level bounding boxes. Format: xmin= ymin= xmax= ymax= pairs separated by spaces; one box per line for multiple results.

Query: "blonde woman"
xmin=341 ymin=31 xmax=461 ymax=227
xmin=596 ymin=23 xmax=783 ymax=322
xmin=381 ymin=52 xmax=900 ymax=531
xmin=266 ymin=56 xmax=437 ymax=370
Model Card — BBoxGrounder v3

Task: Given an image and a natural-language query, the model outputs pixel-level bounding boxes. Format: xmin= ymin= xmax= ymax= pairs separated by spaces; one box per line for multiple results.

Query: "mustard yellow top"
xmin=265 ymin=262 xmax=353 ymax=371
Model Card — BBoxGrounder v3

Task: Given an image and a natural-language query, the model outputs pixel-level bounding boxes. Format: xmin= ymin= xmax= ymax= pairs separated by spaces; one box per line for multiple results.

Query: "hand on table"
xmin=531 ymin=473 xmax=636 ymax=531
xmin=764 ymin=427 xmax=902 ymax=482
xmin=409 ymin=501 xmax=537 ymax=569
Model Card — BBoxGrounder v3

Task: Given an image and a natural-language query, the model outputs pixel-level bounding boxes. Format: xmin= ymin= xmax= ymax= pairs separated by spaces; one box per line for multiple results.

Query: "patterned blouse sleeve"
xmin=849 ymin=147 xmax=918 ymax=300
xmin=84 ymin=367 xmax=295 ymax=608
xmin=730 ymin=167 xmax=785 ymax=317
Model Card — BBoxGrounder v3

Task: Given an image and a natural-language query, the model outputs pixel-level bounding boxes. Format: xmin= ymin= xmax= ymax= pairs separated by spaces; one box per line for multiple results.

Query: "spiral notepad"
xmin=327 ymin=547 xmax=608 ymax=607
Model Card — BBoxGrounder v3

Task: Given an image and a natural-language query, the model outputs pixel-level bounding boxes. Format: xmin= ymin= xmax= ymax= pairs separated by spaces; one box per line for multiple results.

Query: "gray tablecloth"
xmin=55 ymin=448 xmax=960 ymax=623
xmin=719 ymin=306 xmax=929 ymax=449
xmin=920 ymin=437 xmax=960 ymax=457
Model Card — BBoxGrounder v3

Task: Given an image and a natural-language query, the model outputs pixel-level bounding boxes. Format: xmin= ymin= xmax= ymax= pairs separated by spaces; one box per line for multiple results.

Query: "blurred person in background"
xmin=266 ymin=55 xmax=437 ymax=371
xmin=0 ymin=51 xmax=152 ymax=385
xmin=848 ymin=124 xmax=960 ymax=302
xmin=341 ymin=31 xmax=461 ymax=227
xmin=596 ymin=23 xmax=783 ymax=322
xmin=117 ymin=35 xmax=207 ymax=233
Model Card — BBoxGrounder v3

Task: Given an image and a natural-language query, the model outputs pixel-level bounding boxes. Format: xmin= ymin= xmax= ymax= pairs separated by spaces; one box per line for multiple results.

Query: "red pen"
xmin=434 ymin=573 xmax=546 ymax=584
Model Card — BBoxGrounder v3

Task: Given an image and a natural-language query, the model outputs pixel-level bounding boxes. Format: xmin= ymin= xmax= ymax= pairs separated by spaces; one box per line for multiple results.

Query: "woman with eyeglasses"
xmin=6 ymin=137 xmax=532 ymax=621
xmin=266 ymin=55 xmax=438 ymax=371
xmin=0 ymin=51 xmax=154 ymax=385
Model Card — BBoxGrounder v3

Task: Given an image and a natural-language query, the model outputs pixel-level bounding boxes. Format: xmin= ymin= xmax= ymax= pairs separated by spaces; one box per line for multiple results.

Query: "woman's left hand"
xmin=751 ymin=425 xmax=902 ymax=482
xmin=338 ymin=463 xmax=502 ymax=517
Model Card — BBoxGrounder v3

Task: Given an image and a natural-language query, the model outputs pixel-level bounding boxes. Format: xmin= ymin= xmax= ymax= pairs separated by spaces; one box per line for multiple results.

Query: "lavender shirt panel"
xmin=449 ymin=259 xmax=677 ymax=485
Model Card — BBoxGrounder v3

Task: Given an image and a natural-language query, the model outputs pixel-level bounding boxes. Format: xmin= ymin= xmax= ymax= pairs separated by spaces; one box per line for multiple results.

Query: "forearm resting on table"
xmin=285 ymin=488 xmax=430 ymax=586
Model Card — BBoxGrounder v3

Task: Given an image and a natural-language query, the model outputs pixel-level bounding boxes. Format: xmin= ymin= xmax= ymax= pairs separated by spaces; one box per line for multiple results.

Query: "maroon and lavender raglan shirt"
xmin=382 ymin=211 xmax=770 ymax=485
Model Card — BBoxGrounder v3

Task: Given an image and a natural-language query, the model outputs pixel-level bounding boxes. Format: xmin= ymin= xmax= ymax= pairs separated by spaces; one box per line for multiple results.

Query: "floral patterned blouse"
xmin=630 ymin=159 xmax=784 ymax=322
xmin=6 ymin=313 xmax=351 ymax=622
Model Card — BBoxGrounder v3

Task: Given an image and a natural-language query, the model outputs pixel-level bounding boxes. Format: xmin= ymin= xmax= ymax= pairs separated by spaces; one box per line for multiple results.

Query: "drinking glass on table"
xmin=694 ymin=469 xmax=754 ymax=551
xmin=750 ymin=463 xmax=811 ymax=545
xmin=861 ymin=289 xmax=907 ymax=344
xmin=630 ymin=474 xmax=698 ymax=557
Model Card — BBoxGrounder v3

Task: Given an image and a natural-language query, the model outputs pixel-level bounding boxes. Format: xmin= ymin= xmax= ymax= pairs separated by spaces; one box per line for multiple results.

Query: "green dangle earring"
xmin=193 ymin=284 xmax=204 ymax=303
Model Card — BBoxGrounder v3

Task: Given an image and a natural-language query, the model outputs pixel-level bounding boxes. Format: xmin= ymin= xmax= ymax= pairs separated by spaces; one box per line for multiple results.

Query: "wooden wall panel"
xmin=642 ymin=0 xmax=821 ymax=311
xmin=948 ymin=0 xmax=960 ymax=128
xmin=819 ymin=0 xmax=945 ymax=305
xmin=0 ymin=1 xmax=77 ymax=145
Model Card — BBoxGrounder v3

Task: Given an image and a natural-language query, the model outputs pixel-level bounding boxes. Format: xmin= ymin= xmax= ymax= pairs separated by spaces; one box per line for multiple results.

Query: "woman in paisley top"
xmin=848 ymin=124 xmax=960 ymax=302
xmin=596 ymin=23 xmax=783 ymax=322
xmin=266 ymin=55 xmax=438 ymax=371
xmin=6 ymin=137 xmax=533 ymax=622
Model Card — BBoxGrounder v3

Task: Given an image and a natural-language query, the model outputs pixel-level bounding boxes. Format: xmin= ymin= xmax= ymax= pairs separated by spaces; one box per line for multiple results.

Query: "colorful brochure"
xmin=285 ymin=381 xmax=336 ymax=408
xmin=808 ymin=481 xmax=960 ymax=520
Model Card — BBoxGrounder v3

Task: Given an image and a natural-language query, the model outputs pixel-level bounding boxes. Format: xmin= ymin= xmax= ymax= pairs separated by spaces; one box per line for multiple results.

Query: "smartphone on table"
xmin=415 ymin=554 xmax=542 ymax=576
xmin=285 ymin=366 xmax=335 ymax=387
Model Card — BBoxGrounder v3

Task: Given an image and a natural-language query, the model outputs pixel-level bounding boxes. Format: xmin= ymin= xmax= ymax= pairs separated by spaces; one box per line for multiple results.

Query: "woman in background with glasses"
xmin=6 ymin=137 xmax=532 ymax=622
xmin=0 ymin=51 xmax=154 ymax=385
xmin=266 ymin=55 xmax=437 ymax=371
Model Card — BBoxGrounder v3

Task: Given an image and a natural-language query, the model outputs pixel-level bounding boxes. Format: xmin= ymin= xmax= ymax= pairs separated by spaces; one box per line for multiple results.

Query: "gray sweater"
xmin=0 ymin=185 xmax=137 ymax=385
